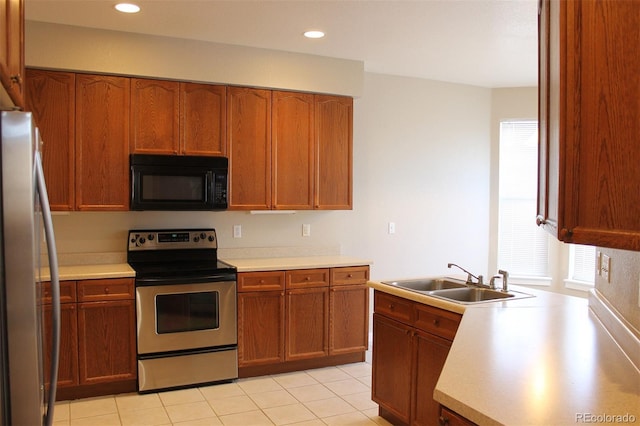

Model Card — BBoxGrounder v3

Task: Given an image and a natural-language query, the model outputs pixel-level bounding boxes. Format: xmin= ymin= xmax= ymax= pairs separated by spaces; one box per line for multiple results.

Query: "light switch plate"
xmin=601 ymin=254 xmax=610 ymax=282
xmin=302 ymin=224 xmax=311 ymax=237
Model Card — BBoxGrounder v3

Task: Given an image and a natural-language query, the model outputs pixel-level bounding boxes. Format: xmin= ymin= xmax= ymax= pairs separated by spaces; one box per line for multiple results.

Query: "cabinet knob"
xmin=388 ymin=304 xmax=394 ymax=311
xmin=433 ymin=319 xmax=440 ymax=326
xmin=10 ymin=74 xmax=23 ymax=86
xmin=347 ymin=273 xmax=353 ymax=278
xmin=305 ymin=276 xmax=310 ymax=281
xmin=259 ymin=279 xmax=265 ymax=284
xmin=439 ymin=416 xmax=449 ymax=426
xmin=104 ymin=287 xmax=110 ymax=294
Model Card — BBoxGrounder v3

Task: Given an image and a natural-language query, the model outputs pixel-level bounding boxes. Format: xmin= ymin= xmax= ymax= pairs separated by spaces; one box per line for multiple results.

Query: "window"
xmin=566 ymin=244 xmax=596 ymax=289
xmin=497 ymin=120 xmax=550 ymax=281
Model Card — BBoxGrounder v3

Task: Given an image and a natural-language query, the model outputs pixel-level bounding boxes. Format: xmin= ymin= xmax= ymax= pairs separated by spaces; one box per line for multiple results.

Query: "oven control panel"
xmin=128 ymin=229 xmax=217 ymax=250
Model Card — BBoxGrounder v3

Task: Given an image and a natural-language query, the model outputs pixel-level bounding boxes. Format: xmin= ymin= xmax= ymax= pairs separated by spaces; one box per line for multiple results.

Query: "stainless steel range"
xmin=127 ymin=228 xmax=237 ymax=393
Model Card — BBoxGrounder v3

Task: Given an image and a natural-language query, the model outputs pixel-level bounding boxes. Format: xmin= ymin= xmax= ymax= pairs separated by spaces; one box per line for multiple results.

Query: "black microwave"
xmin=130 ymin=154 xmax=228 ymax=211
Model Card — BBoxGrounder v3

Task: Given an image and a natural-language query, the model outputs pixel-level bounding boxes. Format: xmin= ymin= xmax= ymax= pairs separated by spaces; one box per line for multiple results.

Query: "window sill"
xmin=509 ymin=276 xmax=552 ymax=287
xmin=564 ymin=279 xmax=594 ymax=292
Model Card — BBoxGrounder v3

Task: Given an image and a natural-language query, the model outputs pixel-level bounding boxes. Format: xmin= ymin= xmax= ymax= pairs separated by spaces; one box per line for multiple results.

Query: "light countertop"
xmin=40 ymin=263 xmax=135 ymax=281
xmin=368 ymin=281 xmax=640 ymax=425
xmin=224 ymin=255 xmax=372 ymax=272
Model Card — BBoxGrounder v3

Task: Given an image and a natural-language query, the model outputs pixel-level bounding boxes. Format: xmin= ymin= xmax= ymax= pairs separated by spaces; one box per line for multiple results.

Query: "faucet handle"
xmin=489 ymin=275 xmax=501 ymax=290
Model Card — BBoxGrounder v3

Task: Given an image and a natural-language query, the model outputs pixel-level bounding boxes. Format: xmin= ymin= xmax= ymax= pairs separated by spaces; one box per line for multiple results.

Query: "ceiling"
xmin=25 ymin=0 xmax=539 ymax=88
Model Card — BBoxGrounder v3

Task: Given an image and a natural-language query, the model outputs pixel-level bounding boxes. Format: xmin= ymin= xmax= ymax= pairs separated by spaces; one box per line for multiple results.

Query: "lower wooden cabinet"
xmin=372 ymin=291 xmax=462 ymax=426
xmin=42 ymin=278 xmax=137 ymax=400
xmin=439 ymin=406 xmax=477 ymax=426
xmin=238 ymin=265 xmax=369 ymax=376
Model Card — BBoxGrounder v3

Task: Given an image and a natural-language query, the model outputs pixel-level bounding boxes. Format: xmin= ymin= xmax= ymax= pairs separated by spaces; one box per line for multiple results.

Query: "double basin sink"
xmin=382 ymin=277 xmax=533 ymax=304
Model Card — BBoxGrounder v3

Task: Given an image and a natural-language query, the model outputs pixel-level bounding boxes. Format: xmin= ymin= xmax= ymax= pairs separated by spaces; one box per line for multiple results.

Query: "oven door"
xmin=136 ymin=280 xmax=236 ymax=355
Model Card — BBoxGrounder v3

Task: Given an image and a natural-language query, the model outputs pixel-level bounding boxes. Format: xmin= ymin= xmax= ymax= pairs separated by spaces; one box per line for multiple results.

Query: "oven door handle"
xmin=136 ymin=275 xmax=236 ymax=286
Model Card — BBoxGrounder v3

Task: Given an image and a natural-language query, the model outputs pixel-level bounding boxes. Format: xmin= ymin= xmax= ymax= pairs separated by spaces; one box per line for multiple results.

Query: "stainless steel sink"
xmin=382 ymin=277 xmax=467 ymax=292
xmin=427 ymin=287 xmax=533 ymax=304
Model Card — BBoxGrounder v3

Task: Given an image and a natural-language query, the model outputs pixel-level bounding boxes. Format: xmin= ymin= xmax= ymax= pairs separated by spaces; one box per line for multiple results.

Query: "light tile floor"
xmin=52 ymin=354 xmax=393 ymax=426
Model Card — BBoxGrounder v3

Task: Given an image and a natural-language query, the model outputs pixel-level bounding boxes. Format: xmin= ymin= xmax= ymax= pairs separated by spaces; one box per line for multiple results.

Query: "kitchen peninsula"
xmin=368 ymin=280 xmax=640 ymax=425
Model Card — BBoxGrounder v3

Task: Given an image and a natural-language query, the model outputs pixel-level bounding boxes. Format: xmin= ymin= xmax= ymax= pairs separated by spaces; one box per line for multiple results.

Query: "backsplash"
xmin=594 ymin=247 xmax=640 ymax=333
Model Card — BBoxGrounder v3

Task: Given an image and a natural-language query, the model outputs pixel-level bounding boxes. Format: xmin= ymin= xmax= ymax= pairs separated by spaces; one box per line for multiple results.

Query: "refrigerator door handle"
xmin=35 ymin=149 xmax=60 ymax=426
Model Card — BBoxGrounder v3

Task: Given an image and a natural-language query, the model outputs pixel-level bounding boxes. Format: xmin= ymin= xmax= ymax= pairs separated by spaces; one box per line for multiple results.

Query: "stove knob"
xmin=208 ymin=235 xmax=215 ymax=242
xmin=193 ymin=236 xmax=200 ymax=242
xmin=130 ymin=238 xmax=136 ymax=244
xmin=200 ymin=232 xmax=206 ymax=240
xmin=148 ymin=234 xmax=155 ymax=241
xmin=139 ymin=237 xmax=146 ymax=244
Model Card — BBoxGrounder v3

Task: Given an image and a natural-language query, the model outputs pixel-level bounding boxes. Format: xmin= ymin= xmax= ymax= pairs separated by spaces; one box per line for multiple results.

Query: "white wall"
xmin=29 ymin=22 xmax=497 ymax=282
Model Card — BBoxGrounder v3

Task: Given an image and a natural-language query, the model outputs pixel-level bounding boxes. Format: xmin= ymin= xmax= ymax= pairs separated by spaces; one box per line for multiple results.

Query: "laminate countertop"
xmin=368 ymin=280 xmax=640 ymax=425
xmin=224 ymin=256 xmax=372 ymax=272
xmin=40 ymin=263 xmax=135 ymax=281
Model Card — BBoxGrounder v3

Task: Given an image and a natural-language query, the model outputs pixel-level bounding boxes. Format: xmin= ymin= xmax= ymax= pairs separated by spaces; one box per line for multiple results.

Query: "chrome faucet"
xmin=498 ymin=269 xmax=509 ymax=292
xmin=447 ymin=263 xmax=483 ymax=286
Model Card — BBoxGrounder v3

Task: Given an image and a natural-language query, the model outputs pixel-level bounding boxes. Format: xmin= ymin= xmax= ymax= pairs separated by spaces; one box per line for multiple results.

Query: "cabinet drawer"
xmin=286 ymin=269 xmax=330 ymax=289
xmin=374 ymin=291 xmax=414 ymax=325
xmin=77 ymin=278 xmax=134 ymax=302
xmin=238 ymin=271 xmax=286 ymax=292
xmin=415 ymin=304 xmax=461 ymax=341
xmin=331 ymin=266 xmax=369 ymax=286
xmin=42 ymin=280 xmax=77 ymax=304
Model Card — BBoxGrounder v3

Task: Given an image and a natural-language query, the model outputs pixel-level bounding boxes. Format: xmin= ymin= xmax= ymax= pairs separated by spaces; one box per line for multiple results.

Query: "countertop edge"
xmin=225 ymin=256 xmax=372 ymax=272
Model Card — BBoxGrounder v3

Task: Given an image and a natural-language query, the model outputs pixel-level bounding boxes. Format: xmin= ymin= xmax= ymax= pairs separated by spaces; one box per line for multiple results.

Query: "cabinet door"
xmin=181 ymin=82 xmax=227 ymax=156
xmin=227 ymin=87 xmax=272 ymax=209
xmin=372 ymin=313 xmax=412 ymax=425
xmin=237 ymin=291 xmax=285 ymax=367
xmin=25 ymin=69 xmax=76 ymax=210
xmin=77 ymin=300 xmax=136 ymax=384
xmin=272 ymin=91 xmax=314 ymax=209
xmin=314 ymin=95 xmax=353 ymax=210
xmin=75 ymin=74 xmax=130 ymax=210
xmin=286 ymin=287 xmax=329 ymax=361
xmin=413 ymin=330 xmax=452 ymax=426
xmin=0 ymin=0 xmax=24 ymax=108
xmin=329 ymin=284 xmax=368 ymax=355
xmin=130 ymin=78 xmax=180 ymax=154
xmin=539 ymin=0 xmax=640 ymax=250
xmin=43 ymin=303 xmax=78 ymax=389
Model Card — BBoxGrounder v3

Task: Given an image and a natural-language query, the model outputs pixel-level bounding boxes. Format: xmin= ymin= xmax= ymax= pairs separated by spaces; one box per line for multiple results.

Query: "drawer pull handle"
xmin=259 ymin=279 xmax=265 ymax=284
xmin=104 ymin=287 xmax=110 ymax=294
xmin=433 ymin=319 xmax=440 ymax=326
xmin=388 ymin=304 xmax=394 ymax=310
xmin=348 ymin=274 xmax=353 ymax=278
xmin=305 ymin=276 xmax=310 ymax=281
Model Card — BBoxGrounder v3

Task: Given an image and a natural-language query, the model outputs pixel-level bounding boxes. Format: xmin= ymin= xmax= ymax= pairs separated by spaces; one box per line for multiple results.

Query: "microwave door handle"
xmin=35 ymin=150 xmax=60 ymax=426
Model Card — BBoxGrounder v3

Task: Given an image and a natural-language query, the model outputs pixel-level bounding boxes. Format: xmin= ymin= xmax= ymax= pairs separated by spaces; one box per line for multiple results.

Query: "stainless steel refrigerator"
xmin=0 ymin=111 xmax=60 ymax=426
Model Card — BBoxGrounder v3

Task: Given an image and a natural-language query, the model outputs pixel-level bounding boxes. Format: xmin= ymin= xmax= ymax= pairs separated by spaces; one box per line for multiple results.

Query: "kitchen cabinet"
xmin=285 ymin=268 xmax=330 ymax=360
xmin=315 ymin=95 xmax=353 ymax=209
xmin=77 ymin=278 xmax=136 ymax=386
xmin=227 ymin=86 xmax=272 ymax=209
xmin=272 ymin=90 xmax=315 ymax=209
xmin=228 ymin=88 xmax=353 ymax=211
xmin=75 ymin=74 xmax=130 ymax=210
xmin=42 ymin=281 xmax=78 ymax=390
xmin=131 ymin=79 xmax=227 ymax=156
xmin=329 ymin=266 xmax=369 ymax=354
xmin=237 ymin=265 xmax=369 ymax=377
xmin=537 ymin=0 xmax=640 ymax=250
xmin=438 ymin=407 xmax=477 ymax=426
xmin=0 ymin=0 xmax=24 ymax=109
xmin=25 ymin=69 xmax=76 ymax=210
xmin=130 ymin=78 xmax=180 ymax=154
xmin=237 ymin=271 xmax=286 ymax=367
xmin=42 ymin=278 xmax=136 ymax=401
xmin=372 ymin=291 xmax=462 ymax=426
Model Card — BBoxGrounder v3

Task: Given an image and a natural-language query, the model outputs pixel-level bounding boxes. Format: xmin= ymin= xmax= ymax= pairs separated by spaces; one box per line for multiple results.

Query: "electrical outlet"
xmin=302 ymin=224 xmax=311 ymax=237
xmin=600 ymin=254 xmax=611 ymax=282
xmin=233 ymin=224 xmax=242 ymax=238
xmin=388 ymin=222 xmax=396 ymax=234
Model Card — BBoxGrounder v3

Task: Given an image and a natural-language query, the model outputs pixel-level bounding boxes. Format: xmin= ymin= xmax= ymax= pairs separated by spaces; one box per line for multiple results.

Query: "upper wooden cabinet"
xmin=0 ymin=0 xmax=25 ymax=109
xmin=228 ymin=89 xmax=353 ymax=210
xmin=25 ymin=69 xmax=76 ymax=210
xmin=131 ymin=79 xmax=227 ymax=156
xmin=130 ymin=78 xmax=180 ymax=154
xmin=272 ymin=91 xmax=315 ymax=210
xmin=537 ymin=0 xmax=640 ymax=250
xmin=227 ymin=86 xmax=272 ymax=209
xmin=75 ymin=74 xmax=130 ymax=211
xmin=315 ymin=95 xmax=353 ymax=210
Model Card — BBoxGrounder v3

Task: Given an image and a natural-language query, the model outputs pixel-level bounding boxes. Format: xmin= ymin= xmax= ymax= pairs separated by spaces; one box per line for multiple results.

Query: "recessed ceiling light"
xmin=304 ymin=30 xmax=325 ymax=39
xmin=115 ymin=3 xmax=141 ymax=13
